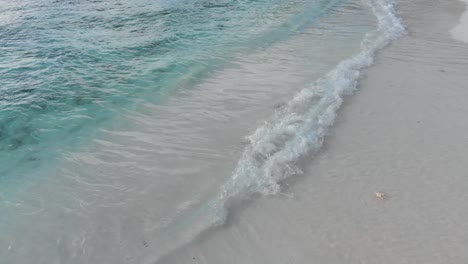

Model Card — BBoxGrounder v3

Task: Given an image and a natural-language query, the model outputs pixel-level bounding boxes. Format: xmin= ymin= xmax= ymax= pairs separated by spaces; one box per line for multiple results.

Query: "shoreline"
xmin=2 ymin=0 xmax=467 ymax=263
xmin=160 ymin=0 xmax=468 ymax=263
xmin=1 ymin=2 xmax=377 ymax=263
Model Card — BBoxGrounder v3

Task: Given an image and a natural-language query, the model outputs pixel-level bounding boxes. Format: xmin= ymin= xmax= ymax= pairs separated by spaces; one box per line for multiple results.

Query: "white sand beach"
xmin=160 ymin=0 xmax=468 ymax=263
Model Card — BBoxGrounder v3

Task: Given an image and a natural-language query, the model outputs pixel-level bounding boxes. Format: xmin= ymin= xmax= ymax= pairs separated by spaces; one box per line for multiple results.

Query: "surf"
xmin=147 ymin=0 xmax=405 ymax=262
xmin=0 ymin=0 xmax=404 ymax=263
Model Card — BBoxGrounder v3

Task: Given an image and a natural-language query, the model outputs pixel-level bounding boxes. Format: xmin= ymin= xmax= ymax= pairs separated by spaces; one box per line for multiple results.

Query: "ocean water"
xmin=0 ymin=0 xmax=404 ymax=263
xmin=0 ymin=0 xmax=342 ymax=182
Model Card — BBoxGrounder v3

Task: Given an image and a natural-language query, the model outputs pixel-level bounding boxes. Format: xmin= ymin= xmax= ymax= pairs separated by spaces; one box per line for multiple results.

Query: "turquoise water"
xmin=0 ymin=0 xmax=405 ymax=262
xmin=0 ymin=0 xmax=341 ymax=182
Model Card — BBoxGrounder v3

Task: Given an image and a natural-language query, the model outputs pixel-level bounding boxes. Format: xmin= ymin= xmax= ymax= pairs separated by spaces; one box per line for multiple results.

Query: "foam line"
xmin=213 ymin=0 xmax=405 ymax=222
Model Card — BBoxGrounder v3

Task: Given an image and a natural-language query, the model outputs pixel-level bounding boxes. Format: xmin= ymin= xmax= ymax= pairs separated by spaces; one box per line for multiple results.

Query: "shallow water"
xmin=0 ymin=0 xmax=342 ymax=180
xmin=0 ymin=0 xmax=403 ymax=263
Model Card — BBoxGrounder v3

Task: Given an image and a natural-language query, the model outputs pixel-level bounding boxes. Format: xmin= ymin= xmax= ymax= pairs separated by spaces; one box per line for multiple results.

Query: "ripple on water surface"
xmin=0 ymin=0 xmax=390 ymax=263
xmin=1 ymin=0 xmax=345 ymax=179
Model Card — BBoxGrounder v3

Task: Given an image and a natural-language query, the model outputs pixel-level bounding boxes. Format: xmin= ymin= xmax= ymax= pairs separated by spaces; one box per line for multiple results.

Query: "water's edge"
xmin=148 ymin=0 xmax=405 ymax=262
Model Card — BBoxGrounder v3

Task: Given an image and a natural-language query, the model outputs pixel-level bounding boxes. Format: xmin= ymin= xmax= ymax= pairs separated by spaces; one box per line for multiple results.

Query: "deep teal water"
xmin=0 ymin=0 xmax=342 ymax=181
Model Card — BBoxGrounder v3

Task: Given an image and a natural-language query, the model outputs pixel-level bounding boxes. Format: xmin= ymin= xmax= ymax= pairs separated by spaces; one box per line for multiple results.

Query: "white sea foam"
xmin=451 ymin=0 xmax=468 ymax=43
xmin=213 ymin=0 xmax=404 ymax=220
xmin=147 ymin=0 xmax=405 ymax=263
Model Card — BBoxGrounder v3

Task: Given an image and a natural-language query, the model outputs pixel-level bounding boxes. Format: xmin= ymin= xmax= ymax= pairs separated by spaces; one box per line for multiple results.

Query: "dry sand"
xmin=161 ymin=0 xmax=468 ymax=263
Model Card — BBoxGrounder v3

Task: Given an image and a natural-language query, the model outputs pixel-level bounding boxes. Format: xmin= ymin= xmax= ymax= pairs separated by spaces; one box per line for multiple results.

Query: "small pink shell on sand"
xmin=375 ymin=192 xmax=385 ymax=200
